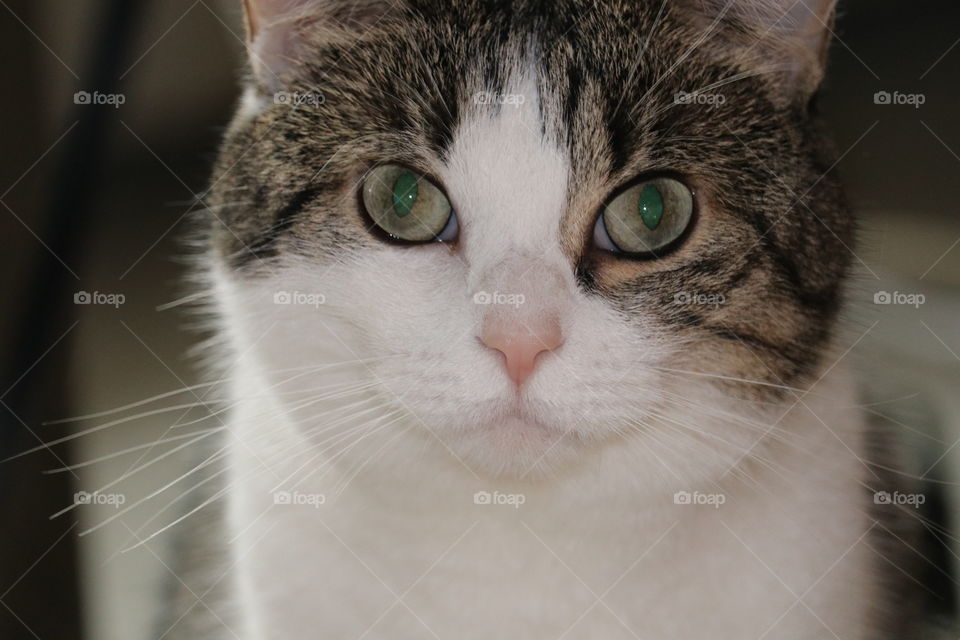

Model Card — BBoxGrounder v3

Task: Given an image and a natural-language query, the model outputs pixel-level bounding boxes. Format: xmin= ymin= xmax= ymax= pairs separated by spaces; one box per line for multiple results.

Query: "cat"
xmin=166 ymin=0 xmax=922 ymax=637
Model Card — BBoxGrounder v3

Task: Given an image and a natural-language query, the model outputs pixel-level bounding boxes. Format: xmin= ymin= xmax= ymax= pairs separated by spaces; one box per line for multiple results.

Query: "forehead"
xmin=215 ymin=0 xmax=788 ymax=267
xmin=287 ymin=0 xmax=756 ymax=240
xmin=294 ymin=0 xmax=745 ymax=162
xmin=316 ymin=0 xmax=781 ymax=189
xmin=440 ymin=72 xmax=571 ymax=262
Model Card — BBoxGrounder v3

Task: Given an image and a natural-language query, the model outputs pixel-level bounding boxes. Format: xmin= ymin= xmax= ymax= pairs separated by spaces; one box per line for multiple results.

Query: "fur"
xmin=167 ymin=1 xmax=927 ymax=637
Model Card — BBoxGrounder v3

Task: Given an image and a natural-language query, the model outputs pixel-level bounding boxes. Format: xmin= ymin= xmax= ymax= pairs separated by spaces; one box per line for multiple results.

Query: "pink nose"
xmin=480 ymin=317 xmax=564 ymax=387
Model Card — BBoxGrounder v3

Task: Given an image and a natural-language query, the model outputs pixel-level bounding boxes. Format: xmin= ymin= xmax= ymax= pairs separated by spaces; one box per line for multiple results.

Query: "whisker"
xmin=43 ymin=427 xmax=224 ymax=474
xmin=274 ymin=405 xmax=400 ymax=492
xmin=75 ymin=443 xmax=230 ymax=535
xmin=333 ymin=423 xmax=411 ymax=497
xmin=42 ymin=355 xmax=401 ymax=425
xmin=293 ymin=412 xmax=405 ymax=492
xmin=652 ymin=366 xmax=813 ymax=394
xmin=5 ymin=402 xmax=223 ymax=463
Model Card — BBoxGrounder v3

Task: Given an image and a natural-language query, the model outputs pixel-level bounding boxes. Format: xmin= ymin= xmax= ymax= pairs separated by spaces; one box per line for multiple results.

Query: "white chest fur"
xmin=223 ymin=361 xmax=871 ymax=640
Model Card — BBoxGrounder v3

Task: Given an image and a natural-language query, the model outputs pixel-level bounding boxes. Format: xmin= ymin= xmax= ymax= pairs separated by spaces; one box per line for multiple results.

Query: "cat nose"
xmin=480 ymin=316 xmax=564 ymax=387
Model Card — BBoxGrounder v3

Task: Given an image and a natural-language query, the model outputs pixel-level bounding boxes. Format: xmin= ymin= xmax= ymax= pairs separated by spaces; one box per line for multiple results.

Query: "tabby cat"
xmin=170 ymin=1 xmax=920 ymax=637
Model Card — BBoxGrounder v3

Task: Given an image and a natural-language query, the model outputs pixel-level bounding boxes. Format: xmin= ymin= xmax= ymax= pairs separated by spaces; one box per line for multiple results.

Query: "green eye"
xmin=362 ymin=165 xmax=455 ymax=242
xmin=597 ymin=177 xmax=694 ymax=255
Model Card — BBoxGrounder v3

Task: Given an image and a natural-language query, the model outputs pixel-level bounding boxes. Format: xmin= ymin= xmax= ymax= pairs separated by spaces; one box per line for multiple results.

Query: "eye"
xmin=362 ymin=165 xmax=457 ymax=243
xmin=594 ymin=177 xmax=694 ymax=256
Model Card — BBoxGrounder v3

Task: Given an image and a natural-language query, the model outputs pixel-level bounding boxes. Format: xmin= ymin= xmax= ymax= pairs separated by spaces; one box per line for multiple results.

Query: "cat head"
xmin=206 ymin=0 xmax=851 ymax=480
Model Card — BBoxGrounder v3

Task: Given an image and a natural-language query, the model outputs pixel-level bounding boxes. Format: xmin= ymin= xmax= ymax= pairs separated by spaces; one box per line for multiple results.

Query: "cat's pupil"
xmin=392 ymin=172 xmax=419 ymax=217
xmin=638 ymin=184 xmax=664 ymax=230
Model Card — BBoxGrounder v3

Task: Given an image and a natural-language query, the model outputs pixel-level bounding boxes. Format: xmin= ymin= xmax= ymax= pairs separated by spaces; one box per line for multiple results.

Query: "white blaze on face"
xmin=440 ymin=76 xmax=576 ymax=389
xmin=442 ymin=76 xmax=570 ymax=263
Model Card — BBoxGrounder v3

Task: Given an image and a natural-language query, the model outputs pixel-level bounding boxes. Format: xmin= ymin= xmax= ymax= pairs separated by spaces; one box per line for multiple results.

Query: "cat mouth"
xmin=489 ymin=404 xmax=553 ymax=436
xmin=436 ymin=399 xmax=585 ymax=475
xmin=501 ymin=411 xmax=548 ymax=429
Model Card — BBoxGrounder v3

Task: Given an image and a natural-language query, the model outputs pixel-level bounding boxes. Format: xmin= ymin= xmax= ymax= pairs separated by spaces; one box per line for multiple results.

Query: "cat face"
xmin=208 ymin=0 xmax=850 ymax=478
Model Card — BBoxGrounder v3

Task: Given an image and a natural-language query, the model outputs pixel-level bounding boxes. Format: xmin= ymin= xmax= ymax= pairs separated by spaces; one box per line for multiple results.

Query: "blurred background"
xmin=0 ymin=0 xmax=957 ymax=638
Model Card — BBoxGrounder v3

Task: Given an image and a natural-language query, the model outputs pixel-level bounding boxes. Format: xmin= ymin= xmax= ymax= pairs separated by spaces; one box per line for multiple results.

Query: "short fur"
xmin=168 ymin=1 xmax=925 ymax=637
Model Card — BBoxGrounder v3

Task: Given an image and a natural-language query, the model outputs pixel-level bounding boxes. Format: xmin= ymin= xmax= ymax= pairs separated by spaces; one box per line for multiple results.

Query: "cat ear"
xmin=241 ymin=0 xmax=396 ymax=87
xmin=689 ymin=0 xmax=838 ymax=99
xmin=756 ymin=0 xmax=837 ymax=88
xmin=242 ymin=0 xmax=315 ymax=85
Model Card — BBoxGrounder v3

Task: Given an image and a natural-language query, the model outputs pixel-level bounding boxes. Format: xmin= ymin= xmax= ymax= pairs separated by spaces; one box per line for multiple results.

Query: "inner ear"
xmin=241 ymin=0 xmax=402 ymax=89
xmin=679 ymin=0 xmax=838 ymax=101
xmin=242 ymin=0 xmax=319 ymax=87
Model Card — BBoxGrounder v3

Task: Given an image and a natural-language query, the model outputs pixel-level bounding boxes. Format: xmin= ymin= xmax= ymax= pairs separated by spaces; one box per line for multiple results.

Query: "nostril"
xmin=479 ymin=317 xmax=564 ymax=387
xmin=538 ymin=318 xmax=564 ymax=353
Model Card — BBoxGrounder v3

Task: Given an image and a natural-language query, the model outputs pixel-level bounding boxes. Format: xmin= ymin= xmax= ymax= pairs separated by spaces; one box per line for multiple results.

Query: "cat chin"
xmin=436 ymin=413 xmax=589 ymax=479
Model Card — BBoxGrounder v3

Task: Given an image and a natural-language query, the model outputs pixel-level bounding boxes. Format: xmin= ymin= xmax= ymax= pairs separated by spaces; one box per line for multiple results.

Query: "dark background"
xmin=1 ymin=1 xmax=958 ymax=638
